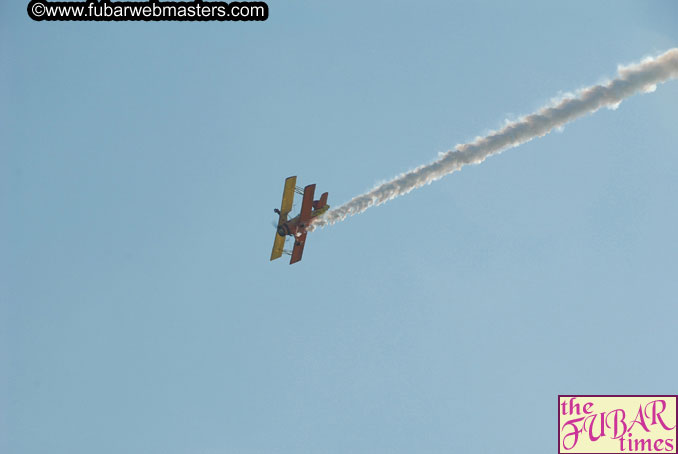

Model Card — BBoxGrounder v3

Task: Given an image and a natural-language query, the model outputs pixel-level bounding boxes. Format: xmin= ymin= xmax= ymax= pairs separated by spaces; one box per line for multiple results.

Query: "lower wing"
xmin=289 ymin=232 xmax=307 ymax=264
xmin=270 ymin=233 xmax=285 ymax=261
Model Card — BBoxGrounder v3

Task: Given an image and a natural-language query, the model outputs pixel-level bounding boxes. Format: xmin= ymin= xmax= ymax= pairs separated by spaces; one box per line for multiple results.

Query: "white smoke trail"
xmin=309 ymin=48 xmax=678 ymax=231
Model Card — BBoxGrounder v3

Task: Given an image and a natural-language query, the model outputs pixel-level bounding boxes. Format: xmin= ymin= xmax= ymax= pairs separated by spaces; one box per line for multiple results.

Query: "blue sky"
xmin=2 ymin=1 xmax=678 ymax=453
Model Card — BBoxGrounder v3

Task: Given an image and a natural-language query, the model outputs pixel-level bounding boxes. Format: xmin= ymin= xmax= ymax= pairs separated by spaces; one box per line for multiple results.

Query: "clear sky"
xmin=2 ymin=1 xmax=678 ymax=453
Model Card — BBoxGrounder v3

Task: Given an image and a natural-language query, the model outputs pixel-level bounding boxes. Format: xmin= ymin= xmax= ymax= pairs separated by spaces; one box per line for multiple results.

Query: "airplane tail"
xmin=314 ymin=192 xmax=328 ymax=210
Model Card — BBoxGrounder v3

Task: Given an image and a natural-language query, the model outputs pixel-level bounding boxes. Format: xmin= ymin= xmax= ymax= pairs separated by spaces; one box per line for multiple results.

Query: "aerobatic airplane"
xmin=270 ymin=176 xmax=329 ymax=264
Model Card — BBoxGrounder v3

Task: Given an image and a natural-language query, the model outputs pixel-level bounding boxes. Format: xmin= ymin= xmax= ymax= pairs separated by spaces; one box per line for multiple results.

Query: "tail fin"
xmin=314 ymin=192 xmax=328 ymax=210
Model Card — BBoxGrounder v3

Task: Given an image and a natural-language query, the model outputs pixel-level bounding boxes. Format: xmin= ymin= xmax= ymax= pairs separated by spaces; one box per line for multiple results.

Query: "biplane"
xmin=270 ymin=176 xmax=329 ymax=264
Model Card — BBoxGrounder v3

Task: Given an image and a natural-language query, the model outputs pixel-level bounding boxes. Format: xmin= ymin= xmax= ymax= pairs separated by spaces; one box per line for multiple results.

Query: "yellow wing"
xmin=280 ymin=176 xmax=297 ymax=221
xmin=270 ymin=176 xmax=296 ymax=261
xmin=270 ymin=232 xmax=285 ymax=261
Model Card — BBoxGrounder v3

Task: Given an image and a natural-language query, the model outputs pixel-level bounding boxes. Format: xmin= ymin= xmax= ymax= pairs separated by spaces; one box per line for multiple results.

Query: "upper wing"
xmin=298 ymin=184 xmax=316 ymax=227
xmin=271 ymin=176 xmax=296 ymax=261
xmin=279 ymin=176 xmax=297 ymax=222
xmin=290 ymin=232 xmax=307 ymax=264
xmin=270 ymin=232 xmax=285 ymax=261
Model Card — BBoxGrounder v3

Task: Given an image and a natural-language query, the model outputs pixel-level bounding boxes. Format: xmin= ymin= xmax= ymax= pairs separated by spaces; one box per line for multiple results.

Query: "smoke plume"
xmin=309 ymin=49 xmax=678 ymax=231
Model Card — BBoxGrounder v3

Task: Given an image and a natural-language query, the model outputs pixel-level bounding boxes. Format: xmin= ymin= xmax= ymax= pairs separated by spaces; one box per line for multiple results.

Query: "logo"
xmin=559 ymin=396 xmax=677 ymax=453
